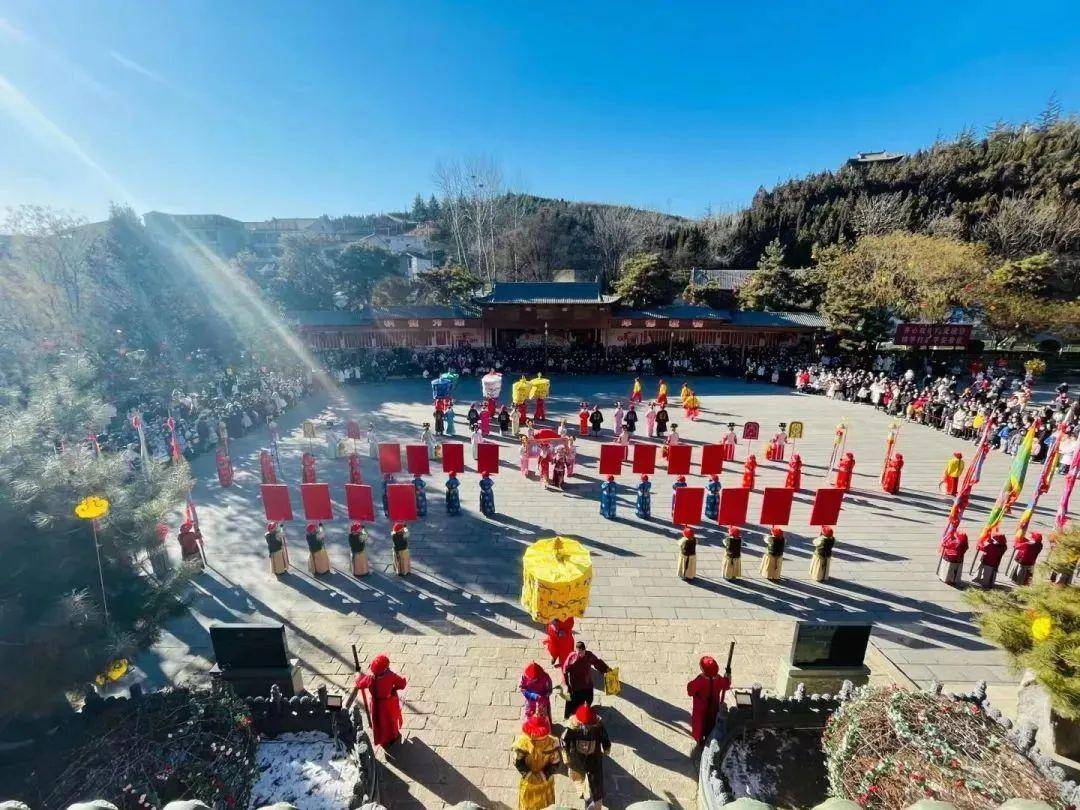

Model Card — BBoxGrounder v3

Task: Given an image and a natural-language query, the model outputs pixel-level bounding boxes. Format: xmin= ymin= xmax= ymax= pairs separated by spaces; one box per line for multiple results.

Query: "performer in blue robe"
xmin=600 ymin=475 xmax=618 ymax=519
xmin=445 ymin=405 xmax=457 ymax=436
xmin=705 ymin=474 xmax=721 ymax=521
xmin=671 ymin=475 xmax=688 ymax=516
xmin=479 ymin=471 xmax=496 ymax=516
xmin=636 ymin=474 xmax=652 ymax=518
xmin=413 ymin=474 xmax=428 ymax=517
xmin=445 ymin=471 xmax=461 ymax=515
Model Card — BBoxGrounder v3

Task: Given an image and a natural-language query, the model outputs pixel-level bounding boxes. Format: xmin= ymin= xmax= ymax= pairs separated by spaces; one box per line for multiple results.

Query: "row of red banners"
xmin=375 ymin=440 xmax=742 ymax=477
xmin=262 ymin=481 xmax=846 ymax=528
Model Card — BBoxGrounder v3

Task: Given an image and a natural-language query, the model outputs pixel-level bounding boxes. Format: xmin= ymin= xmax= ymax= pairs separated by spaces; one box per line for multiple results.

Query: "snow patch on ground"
xmin=721 ymin=727 xmax=796 ymax=801
xmin=248 ymin=731 xmax=358 ymax=810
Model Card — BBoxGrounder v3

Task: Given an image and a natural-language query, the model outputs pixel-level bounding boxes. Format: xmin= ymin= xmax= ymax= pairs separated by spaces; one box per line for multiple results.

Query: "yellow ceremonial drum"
xmin=512 ymin=377 xmax=530 ymax=405
xmin=521 ymin=536 xmax=592 ymax=622
xmin=528 ymin=375 xmax=550 ymax=400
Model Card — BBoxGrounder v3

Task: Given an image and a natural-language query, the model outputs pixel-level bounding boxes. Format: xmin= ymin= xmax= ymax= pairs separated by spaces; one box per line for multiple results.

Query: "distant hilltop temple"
xmin=846 ymin=150 xmax=906 ymax=166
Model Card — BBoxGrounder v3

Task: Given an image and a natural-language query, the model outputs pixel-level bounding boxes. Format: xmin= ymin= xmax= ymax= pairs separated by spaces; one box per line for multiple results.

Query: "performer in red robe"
xmin=354 ymin=654 xmax=407 ymax=748
xmin=686 ymin=655 xmax=730 ymax=743
xmin=260 ymin=450 xmax=277 ymax=484
xmin=534 ymin=397 xmax=546 ymax=420
xmin=881 ymin=453 xmax=904 ymax=494
xmin=516 ymin=401 xmax=528 ymax=424
xmin=578 ymin=404 xmax=590 ymax=436
xmin=544 ymin=616 xmax=575 ymax=667
xmin=1010 ymin=532 xmax=1044 ymax=585
xmin=215 ymin=447 xmax=234 ymax=487
xmin=348 ymin=452 xmax=363 ymax=484
xmin=301 ymin=451 xmax=317 ymax=484
xmin=785 ymin=454 xmax=802 ymax=491
xmin=741 ymin=454 xmax=757 ymax=489
xmin=176 ymin=520 xmax=203 ymax=565
xmin=834 ymin=452 xmax=855 ymax=491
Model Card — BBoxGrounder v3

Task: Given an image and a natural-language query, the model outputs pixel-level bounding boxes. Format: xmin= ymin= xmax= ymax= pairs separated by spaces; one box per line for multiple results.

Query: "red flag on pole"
xmin=718 ymin=487 xmax=750 ymax=526
xmin=632 ymin=443 xmax=657 ymax=474
xmin=378 ymin=443 xmax=402 ymax=474
xmin=387 ymin=483 xmax=419 ymax=521
xmin=261 ymin=484 xmax=294 ymax=522
xmin=700 ymin=444 xmax=725 ymax=475
xmin=301 ymin=483 xmax=334 ymax=521
xmin=344 ymin=484 xmax=375 ymax=521
xmin=672 ymin=487 xmax=705 ymax=525
xmin=405 ymin=445 xmax=431 ymax=475
xmin=477 ymin=442 xmax=500 ymax=474
xmin=441 ymin=442 xmax=465 ymax=473
xmin=599 ymin=444 xmax=624 ymax=476
xmin=760 ymin=487 xmax=795 ymax=526
xmin=666 ymin=444 xmax=692 ymax=475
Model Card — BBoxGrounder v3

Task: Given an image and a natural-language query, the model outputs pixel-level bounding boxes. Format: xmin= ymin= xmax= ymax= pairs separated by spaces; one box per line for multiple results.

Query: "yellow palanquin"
xmin=521 ymin=536 xmax=592 ymax=622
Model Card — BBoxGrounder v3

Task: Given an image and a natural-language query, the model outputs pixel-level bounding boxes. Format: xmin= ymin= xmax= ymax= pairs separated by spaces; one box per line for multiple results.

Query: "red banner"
xmin=346 ymin=419 xmax=362 ymax=440
xmin=632 ymin=443 xmax=657 ymax=474
xmin=378 ymin=443 xmax=402 ymax=474
xmin=672 ymin=487 xmax=704 ymax=525
xmin=441 ymin=442 xmax=465 ymax=474
xmin=387 ymin=483 xmax=418 ymax=521
xmin=599 ymin=444 xmax=624 ymax=476
xmin=809 ymin=487 xmax=845 ymax=526
xmin=893 ymin=322 xmax=972 ymax=348
xmin=742 ymin=422 xmax=759 ymax=440
xmin=477 ymin=442 xmax=500 ymax=474
xmin=718 ymin=487 xmax=750 ymax=526
xmin=700 ymin=444 xmax=725 ymax=475
xmin=666 ymin=444 xmax=692 ymax=475
xmin=344 ymin=483 xmax=375 ymax=521
xmin=759 ymin=487 xmax=795 ymax=526
xmin=261 ymin=484 xmax=294 ymax=522
xmin=405 ymin=445 xmax=431 ymax=475
xmin=301 ymin=483 xmax=334 ymax=521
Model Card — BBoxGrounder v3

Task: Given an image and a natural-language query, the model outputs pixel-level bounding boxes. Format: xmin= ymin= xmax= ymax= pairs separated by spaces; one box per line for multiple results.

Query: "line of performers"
xmin=672 ymin=524 xmax=838 ymax=584
xmin=378 ymin=470 xmax=496 ymax=517
xmin=938 ymin=528 xmax=1044 ymax=589
xmin=262 ymin=519 xmax=414 ymax=578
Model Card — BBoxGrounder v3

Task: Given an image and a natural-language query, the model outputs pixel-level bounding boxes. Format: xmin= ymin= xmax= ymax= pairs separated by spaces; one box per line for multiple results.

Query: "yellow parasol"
xmin=528 ymin=375 xmax=551 ymax=400
xmin=512 ymin=376 xmax=530 ymax=405
xmin=75 ymin=496 xmax=110 ymax=520
xmin=520 ymin=536 xmax=592 ymax=622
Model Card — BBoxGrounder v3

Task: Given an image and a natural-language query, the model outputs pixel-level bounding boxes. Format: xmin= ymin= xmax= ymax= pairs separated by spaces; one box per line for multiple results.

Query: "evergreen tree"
xmin=413 ymin=264 xmax=481 ymax=306
xmin=0 ymin=356 xmax=192 ymax=716
xmin=613 ymin=252 xmax=682 ymax=308
xmin=411 ymin=193 xmax=427 ymax=221
xmin=737 ymin=238 xmax=805 ymax=310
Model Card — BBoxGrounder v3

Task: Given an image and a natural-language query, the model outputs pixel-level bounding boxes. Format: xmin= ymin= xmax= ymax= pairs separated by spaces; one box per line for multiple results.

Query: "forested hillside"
xmin=730 ymin=117 xmax=1080 ymax=277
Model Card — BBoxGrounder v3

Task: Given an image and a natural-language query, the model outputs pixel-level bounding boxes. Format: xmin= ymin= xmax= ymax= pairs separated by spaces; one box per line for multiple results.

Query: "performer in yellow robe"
xmin=511 ymin=714 xmax=560 ymax=810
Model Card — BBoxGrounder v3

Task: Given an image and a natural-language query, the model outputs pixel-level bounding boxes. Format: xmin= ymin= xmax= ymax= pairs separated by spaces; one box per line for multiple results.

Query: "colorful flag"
xmin=1056 ymin=452 xmax=1080 ymax=531
xmin=1013 ymin=422 xmax=1066 ymax=541
xmin=942 ymin=418 xmax=993 ymax=544
xmin=980 ymin=421 xmax=1039 ymax=539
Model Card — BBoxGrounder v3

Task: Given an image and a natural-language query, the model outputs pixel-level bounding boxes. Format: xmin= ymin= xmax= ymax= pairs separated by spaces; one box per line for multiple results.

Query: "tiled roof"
xmin=615 ymin=305 xmax=732 ymax=321
xmin=728 ymin=311 xmax=827 ymax=328
xmin=477 ymin=282 xmax=619 ymax=304
xmin=289 ymin=306 xmax=479 ymax=326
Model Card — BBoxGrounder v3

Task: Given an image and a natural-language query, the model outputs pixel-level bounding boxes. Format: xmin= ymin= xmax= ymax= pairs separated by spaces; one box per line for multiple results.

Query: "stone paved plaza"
xmin=145 ymin=374 xmax=1071 ymax=808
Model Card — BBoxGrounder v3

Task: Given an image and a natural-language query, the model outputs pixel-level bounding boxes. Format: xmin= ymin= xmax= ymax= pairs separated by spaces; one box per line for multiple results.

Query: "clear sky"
xmin=1 ymin=0 xmax=1078 ymax=222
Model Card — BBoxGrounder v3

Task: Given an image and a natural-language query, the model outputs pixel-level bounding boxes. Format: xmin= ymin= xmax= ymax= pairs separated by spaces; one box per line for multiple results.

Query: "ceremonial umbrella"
xmin=75 ymin=495 xmax=111 ymax=624
xmin=520 ymin=536 xmax=592 ymax=622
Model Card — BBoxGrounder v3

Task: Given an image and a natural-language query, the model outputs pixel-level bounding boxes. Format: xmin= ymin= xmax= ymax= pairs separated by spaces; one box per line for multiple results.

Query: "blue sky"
xmin=1 ymin=0 xmax=1078 ymax=221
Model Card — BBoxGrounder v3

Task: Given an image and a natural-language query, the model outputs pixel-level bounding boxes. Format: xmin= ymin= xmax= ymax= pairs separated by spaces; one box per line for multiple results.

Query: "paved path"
xmin=145 ymin=374 xmax=1069 ymax=808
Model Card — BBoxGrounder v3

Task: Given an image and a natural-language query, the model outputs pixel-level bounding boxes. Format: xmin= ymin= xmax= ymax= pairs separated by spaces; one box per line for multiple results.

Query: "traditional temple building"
xmin=290 ymin=281 xmax=825 ymax=351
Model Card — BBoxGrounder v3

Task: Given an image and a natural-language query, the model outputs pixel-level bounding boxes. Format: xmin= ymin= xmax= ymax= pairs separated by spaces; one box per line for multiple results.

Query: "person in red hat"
xmin=562 ymin=640 xmax=611 ymax=719
xmin=301 ymin=451 xmax=317 ymax=484
xmin=722 ymin=526 xmax=742 ymax=580
xmin=519 ymin=662 xmax=553 ymax=720
xmin=810 ymin=527 xmax=835 ymax=582
xmin=687 ymin=655 xmax=731 ymax=743
xmin=544 ymin=616 xmax=575 ymax=668
xmin=1010 ymin=531 xmax=1044 ymax=585
xmin=938 ymin=530 xmax=969 ymax=586
xmin=940 ymin=451 xmax=965 ymax=496
xmin=760 ymin=527 xmax=785 ymax=581
xmin=264 ymin=521 xmax=287 ymax=576
xmin=677 ymin=527 xmax=697 ymax=580
xmin=785 ymin=453 xmax=803 ymax=490
xmin=834 ymin=452 xmax=855 ymax=491
xmin=391 ymin=522 xmax=410 ymax=576
xmin=176 ymin=519 xmax=203 ymax=567
xmin=354 ymin=654 xmax=406 ymax=748
xmin=882 ymin=452 xmax=904 ymax=495
xmin=973 ymin=532 xmax=1007 ymax=589
xmin=305 ymin=521 xmax=330 ymax=575
xmin=561 ymin=703 xmax=611 ymax=809
xmin=511 ymin=713 xmax=560 ymax=810
xmin=347 ymin=522 xmax=369 ymax=577
xmin=741 ymin=455 xmax=757 ymax=489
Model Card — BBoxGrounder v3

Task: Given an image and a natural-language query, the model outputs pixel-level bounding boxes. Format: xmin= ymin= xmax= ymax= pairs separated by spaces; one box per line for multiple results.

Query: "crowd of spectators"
xmin=99 ymin=356 xmax=314 ymax=459
xmin=796 ymin=359 xmax=1077 ymax=466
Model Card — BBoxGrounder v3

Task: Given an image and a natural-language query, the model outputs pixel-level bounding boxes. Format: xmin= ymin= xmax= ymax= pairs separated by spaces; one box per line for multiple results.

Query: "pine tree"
xmin=0 ymin=356 xmax=193 ymax=716
xmin=411 ymin=193 xmax=427 ymax=221
xmin=736 ymin=238 xmax=805 ymax=310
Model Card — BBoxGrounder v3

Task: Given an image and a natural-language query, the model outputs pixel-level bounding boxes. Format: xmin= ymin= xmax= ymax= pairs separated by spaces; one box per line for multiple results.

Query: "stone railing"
xmin=698 ymin=680 xmax=1078 ymax=810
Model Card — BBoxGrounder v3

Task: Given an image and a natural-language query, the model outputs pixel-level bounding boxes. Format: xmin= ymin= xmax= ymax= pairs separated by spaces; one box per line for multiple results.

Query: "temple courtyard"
xmin=142 ymin=375 xmax=1064 ymax=809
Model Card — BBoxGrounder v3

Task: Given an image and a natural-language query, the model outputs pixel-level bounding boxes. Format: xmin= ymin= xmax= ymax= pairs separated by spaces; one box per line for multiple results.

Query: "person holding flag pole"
xmin=976 ymin=420 xmax=1040 ymax=580
xmin=880 ymin=420 xmax=901 ymax=489
xmin=826 ymin=420 xmax=847 ymax=477
xmin=1056 ymin=448 xmax=1080 ymax=532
